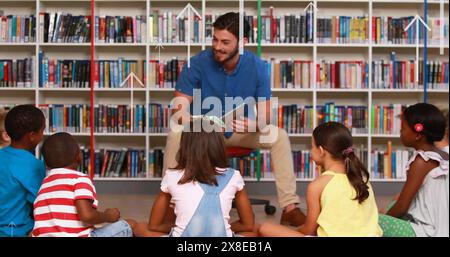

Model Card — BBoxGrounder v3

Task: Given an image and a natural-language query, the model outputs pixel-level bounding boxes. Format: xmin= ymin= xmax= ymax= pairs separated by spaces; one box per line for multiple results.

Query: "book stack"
xmin=267 ymin=59 xmax=313 ymax=89
xmin=317 ymin=60 xmax=369 ymax=89
xmin=371 ymin=104 xmax=406 ymax=135
xmin=317 ymin=16 xmax=369 ymax=44
xmin=274 ymin=104 xmax=314 ymax=134
xmin=0 ymin=13 xmax=36 ymax=42
xmin=0 ymin=58 xmax=34 ymax=87
xmin=79 ymin=147 xmax=146 ymax=178
xmin=317 ymin=102 xmax=368 ymax=134
xmin=95 ymin=15 xmax=147 ymax=43
xmin=371 ymin=141 xmax=413 ymax=180
xmin=39 ymin=12 xmax=91 ymax=43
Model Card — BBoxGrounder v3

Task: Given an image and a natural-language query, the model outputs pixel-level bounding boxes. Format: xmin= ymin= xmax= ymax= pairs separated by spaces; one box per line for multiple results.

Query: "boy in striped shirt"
xmin=32 ymin=132 xmax=136 ymax=237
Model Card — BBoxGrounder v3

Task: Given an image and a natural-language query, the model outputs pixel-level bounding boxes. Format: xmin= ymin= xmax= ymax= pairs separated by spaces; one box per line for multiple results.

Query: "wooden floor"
xmin=97 ymin=193 xmax=393 ymax=225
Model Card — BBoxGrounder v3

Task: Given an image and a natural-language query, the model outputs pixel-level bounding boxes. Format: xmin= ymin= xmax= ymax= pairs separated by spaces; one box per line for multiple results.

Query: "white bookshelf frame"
xmin=0 ymin=0 xmax=448 ymax=182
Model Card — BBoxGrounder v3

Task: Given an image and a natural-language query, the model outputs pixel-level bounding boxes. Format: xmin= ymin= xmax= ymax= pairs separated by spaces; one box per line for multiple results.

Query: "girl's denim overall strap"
xmin=181 ymin=168 xmax=235 ymax=237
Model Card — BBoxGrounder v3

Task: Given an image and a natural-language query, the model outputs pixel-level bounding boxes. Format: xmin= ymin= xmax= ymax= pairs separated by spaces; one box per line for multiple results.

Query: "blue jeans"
xmin=90 ymin=220 xmax=133 ymax=237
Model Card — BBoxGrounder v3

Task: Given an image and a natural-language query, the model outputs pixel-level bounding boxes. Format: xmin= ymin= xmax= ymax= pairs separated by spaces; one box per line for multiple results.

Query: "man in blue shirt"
xmin=163 ymin=13 xmax=305 ymax=227
xmin=0 ymin=105 xmax=46 ymax=237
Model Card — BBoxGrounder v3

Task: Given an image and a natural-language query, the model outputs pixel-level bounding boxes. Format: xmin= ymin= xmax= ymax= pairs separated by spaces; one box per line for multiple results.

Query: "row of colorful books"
xmin=9 ymin=54 xmax=447 ymax=90
xmin=36 ymin=103 xmax=370 ymax=135
xmin=73 ymin=144 xmax=407 ymax=180
xmin=317 ymin=16 xmax=369 ymax=44
xmin=316 ymin=60 xmax=369 ymax=89
xmin=370 ymin=141 xmax=413 ymax=180
xmin=2 ymin=11 xmax=447 ymax=44
xmin=39 ymin=12 xmax=91 ymax=43
xmin=275 ymin=105 xmax=314 ymax=134
xmin=95 ymin=15 xmax=147 ymax=43
xmin=39 ymin=104 xmax=147 ymax=134
xmin=0 ymin=14 xmax=36 ymax=43
xmin=316 ymin=102 xmax=368 ymax=134
xmin=372 ymin=54 xmax=449 ymax=90
xmin=267 ymin=59 xmax=313 ymax=89
xmin=371 ymin=104 xmax=405 ymax=135
xmin=78 ymin=147 xmax=146 ymax=178
xmin=148 ymin=58 xmax=184 ymax=89
xmin=149 ymin=10 xmax=201 ymax=44
xmin=226 ymin=149 xmax=316 ymax=179
xmin=245 ymin=8 xmax=314 ymax=44
xmin=0 ymin=58 xmax=35 ymax=88
xmin=372 ymin=16 xmax=449 ymax=45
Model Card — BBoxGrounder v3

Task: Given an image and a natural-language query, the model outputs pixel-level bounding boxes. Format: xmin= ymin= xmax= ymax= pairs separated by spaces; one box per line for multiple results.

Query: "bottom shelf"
xmin=92 ymin=177 xmax=403 ymax=182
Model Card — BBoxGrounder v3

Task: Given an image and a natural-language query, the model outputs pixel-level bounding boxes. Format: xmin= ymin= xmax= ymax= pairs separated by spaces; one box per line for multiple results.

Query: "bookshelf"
xmin=0 ymin=0 xmax=448 ymax=183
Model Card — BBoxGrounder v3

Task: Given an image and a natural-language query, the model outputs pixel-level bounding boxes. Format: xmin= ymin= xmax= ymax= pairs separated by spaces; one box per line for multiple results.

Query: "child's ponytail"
xmin=342 ymin=147 xmax=370 ymax=203
xmin=313 ymin=122 xmax=371 ymax=204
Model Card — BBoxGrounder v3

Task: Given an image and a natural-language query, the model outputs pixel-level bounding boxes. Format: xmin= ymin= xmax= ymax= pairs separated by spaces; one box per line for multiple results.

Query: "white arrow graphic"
xmin=177 ymin=3 xmax=202 ymax=68
xmin=120 ymin=72 xmax=145 ymax=133
xmin=8 ymin=222 xmax=16 ymax=237
xmin=155 ymin=38 xmax=165 ymax=63
xmin=404 ymin=15 xmax=431 ymax=84
xmin=120 ymin=72 xmax=145 ymax=89
xmin=239 ymin=0 xmax=244 ymax=55
xmin=304 ymin=1 xmax=319 ymax=13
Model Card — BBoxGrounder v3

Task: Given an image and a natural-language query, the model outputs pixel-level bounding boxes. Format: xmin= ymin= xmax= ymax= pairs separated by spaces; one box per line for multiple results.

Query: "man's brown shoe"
xmin=280 ymin=207 xmax=306 ymax=227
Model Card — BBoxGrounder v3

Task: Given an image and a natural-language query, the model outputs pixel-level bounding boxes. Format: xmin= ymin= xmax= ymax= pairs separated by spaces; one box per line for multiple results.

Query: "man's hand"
xmin=232 ymin=118 xmax=258 ymax=133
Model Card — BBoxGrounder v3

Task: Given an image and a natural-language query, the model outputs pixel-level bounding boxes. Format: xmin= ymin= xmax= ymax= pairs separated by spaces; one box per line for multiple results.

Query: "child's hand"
xmin=105 ymin=208 xmax=120 ymax=223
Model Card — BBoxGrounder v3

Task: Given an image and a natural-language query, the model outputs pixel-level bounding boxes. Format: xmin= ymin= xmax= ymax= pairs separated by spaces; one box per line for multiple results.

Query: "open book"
xmin=191 ymin=103 xmax=248 ymax=130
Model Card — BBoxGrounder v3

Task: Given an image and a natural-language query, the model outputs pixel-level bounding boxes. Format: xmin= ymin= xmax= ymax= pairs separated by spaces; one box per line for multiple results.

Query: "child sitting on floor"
xmin=379 ymin=103 xmax=448 ymax=237
xmin=32 ymin=132 xmax=136 ymax=237
xmin=133 ymin=118 xmax=256 ymax=237
xmin=259 ymin=122 xmax=382 ymax=237
xmin=0 ymin=105 xmax=46 ymax=237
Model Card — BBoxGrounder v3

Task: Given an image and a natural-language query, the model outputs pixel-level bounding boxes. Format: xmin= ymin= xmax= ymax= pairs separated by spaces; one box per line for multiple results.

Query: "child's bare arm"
xmin=387 ymin=156 xmax=437 ymax=218
xmin=75 ymin=199 xmax=120 ymax=225
xmin=230 ymin=189 xmax=255 ymax=233
xmin=297 ymin=178 xmax=324 ymax=235
xmin=148 ymin=191 xmax=172 ymax=233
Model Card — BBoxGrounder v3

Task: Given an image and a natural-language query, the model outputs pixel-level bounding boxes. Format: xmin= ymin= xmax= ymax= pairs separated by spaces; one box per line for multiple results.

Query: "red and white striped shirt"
xmin=32 ymin=168 xmax=98 ymax=237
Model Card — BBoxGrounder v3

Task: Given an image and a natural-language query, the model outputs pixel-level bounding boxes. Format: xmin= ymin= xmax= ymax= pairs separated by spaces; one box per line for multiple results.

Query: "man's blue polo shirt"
xmin=175 ymin=49 xmax=272 ymax=134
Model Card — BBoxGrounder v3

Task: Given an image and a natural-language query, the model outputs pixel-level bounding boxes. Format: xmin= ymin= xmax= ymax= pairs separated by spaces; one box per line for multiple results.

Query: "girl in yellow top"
xmin=259 ymin=122 xmax=382 ymax=237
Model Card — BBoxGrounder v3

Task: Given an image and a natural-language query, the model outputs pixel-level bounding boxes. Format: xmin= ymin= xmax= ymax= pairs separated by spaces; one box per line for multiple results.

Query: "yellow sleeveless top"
xmin=316 ymin=171 xmax=383 ymax=237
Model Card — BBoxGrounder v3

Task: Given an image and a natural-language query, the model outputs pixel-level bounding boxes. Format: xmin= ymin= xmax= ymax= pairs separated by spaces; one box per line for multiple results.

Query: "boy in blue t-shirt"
xmin=0 ymin=105 xmax=46 ymax=237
